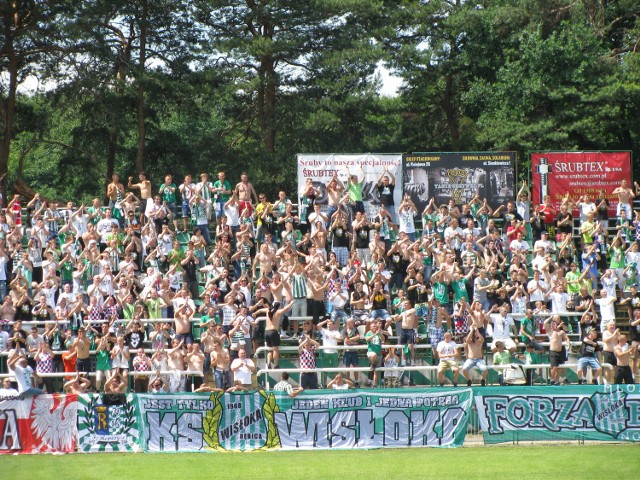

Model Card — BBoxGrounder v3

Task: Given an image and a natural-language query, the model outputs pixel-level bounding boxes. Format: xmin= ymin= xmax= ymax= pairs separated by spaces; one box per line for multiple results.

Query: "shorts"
xmin=265 ymin=330 xmax=281 ymax=347
xmin=399 ymin=328 xmax=415 ymax=345
xmin=175 ymin=332 xmax=194 ymax=346
xmin=76 ymin=357 xmax=91 ymax=373
xmin=462 ymin=358 xmax=487 ymax=372
xmin=577 ymin=357 xmax=600 ymax=372
xmin=370 ymin=309 xmax=390 ymax=321
xmin=165 ymin=202 xmax=177 ymax=217
xmin=438 ymin=359 xmax=459 ymax=372
xmin=182 ymin=201 xmax=191 ymax=218
xmin=239 ymin=200 xmax=253 ymax=215
xmin=343 ymin=351 xmax=359 ymax=367
xmin=367 ymin=352 xmax=382 ymax=367
xmin=549 ymin=350 xmax=564 ymax=367
xmin=214 ymin=201 xmax=225 ymax=218
xmin=603 ymin=351 xmax=617 ymax=367
xmin=301 ymin=371 xmax=318 ymax=390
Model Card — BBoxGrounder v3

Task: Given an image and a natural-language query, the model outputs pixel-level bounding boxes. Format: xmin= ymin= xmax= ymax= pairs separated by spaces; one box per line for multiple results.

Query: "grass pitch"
xmin=3 ymin=444 xmax=638 ymax=480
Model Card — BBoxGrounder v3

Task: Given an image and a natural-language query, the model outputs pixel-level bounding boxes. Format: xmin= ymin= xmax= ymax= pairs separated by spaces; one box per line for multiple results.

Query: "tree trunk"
xmin=442 ymin=73 xmax=460 ymax=150
xmin=257 ymin=56 xmax=276 ymax=154
xmin=0 ymin=5 xmax=18 ymax=204
xmin=135 ymin=0 xmax=147 ymax=173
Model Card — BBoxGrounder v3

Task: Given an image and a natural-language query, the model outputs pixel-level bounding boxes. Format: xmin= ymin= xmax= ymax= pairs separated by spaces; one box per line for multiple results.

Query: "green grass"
xmin=2 ymin=445 xmax=638 ymax=480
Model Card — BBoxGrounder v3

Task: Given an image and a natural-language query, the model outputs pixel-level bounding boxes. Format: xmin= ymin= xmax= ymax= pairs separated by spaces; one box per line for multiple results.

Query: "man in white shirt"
xmin=509 ymin=231 xmax=530 ymax=256
xmin=548 ymin=285 xmax=570 ymax=313
xmin=489 ymin=307 xmax=518 ymax=354
xmin=436 ymin=331 xmax=460 ymax=387
xmin=533 ymin=231 xmax=553 ymax=255
xmin=527 ymin=270 xmax=548 ymax=308
xmin=8 ymin=350 xmax=43 ymax=397
xmin=317 ymin=318 xmax=342 ymax=387
xmin=444 ymin=218 xmax=464 ymax=251
xmin=230 ymin=348 xmax=255 ymax=387
xmin=595 ymin=290 xmax=616 ymax=332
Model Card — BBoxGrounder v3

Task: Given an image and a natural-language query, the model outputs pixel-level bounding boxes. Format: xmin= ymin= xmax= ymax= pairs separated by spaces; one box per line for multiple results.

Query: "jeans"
xmin=214 ymin=368 xmax=231 ymax=391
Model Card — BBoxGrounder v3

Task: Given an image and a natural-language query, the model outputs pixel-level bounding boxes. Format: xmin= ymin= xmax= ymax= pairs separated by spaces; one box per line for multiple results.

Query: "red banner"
xmin=0 ymin=394 xmax=77 ymax=454
xmin=531 ymin=151 xmax=632 ymax=216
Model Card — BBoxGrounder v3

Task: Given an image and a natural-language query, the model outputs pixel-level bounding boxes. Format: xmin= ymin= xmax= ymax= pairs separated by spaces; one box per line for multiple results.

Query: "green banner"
xmin=135 ymin=388 xmax=472 ymax=452
xmin=77 ymin=394 xmax=139 ymax=453
xmin=474 ymin=385 xmax=640 ymax=444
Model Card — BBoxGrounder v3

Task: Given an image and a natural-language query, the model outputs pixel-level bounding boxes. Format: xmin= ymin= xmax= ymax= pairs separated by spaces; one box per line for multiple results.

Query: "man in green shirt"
xmin=346 ymin=165 xmax=365 ymax=217
xmin=451 ymin=267 xmax=475 ymax=303
xmin=365 ymin=321 xmax=387 ymax=387
xmin=431 ymin=270 xmax=451 ymax=312
xmin=519 ymin=309 xmax=542 ymax=351
xmin=213 ymin=171 xmax=233 ymax=227
xmin=159 ymin=174 xmax=178 ymax=231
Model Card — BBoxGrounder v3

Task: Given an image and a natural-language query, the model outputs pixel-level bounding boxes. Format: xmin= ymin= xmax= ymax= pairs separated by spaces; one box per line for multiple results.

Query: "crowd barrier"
xmin=1 ymin=384 xmax=638 ymax=454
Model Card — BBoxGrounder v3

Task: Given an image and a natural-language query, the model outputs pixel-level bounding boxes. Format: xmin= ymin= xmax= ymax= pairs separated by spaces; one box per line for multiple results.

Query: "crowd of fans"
xmin=1 ymin=168 xmax=639 ymax=398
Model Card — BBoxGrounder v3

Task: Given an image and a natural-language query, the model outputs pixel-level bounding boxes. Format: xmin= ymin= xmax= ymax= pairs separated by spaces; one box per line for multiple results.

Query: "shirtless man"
xmin=235 ymin=172 xmax=258 ymax=215
xmin=72 ymin=327 xmax=92 ymax=374
xmin=369 ymin=231 xmax=386 ymax=260
xmin=107 ymin=174 xmax=125 ymax=210
xmin=612 ymin=179 xmax=635 ymax=218
xmin=258 ymin=299 xmax=295 ymax=369
xmin=394 ymin=298 xmax=418 ymax=366
xmin=128 ymin=172 xmax=152 ymax=221
xmin=253 ymin=243 xmax=277 ymax=279
xmin=185 ymin=343 xmax=205 ymax=391
xmin=174 ymin=302 xmax=195 ymax=346
xmin=104 ymin=372 xmax=127 ymax=393
xmin=325 ymin=173 xmax=345 ymax=219
xmin=602 ymin=321 xmax=620 ymax=384
xmin=310 ymin=221 xmax=328 ymax=259
xmin=210 ymin=340 xmax=231 ymax=390
xmin=64 ymin=372 xmax=91 ymax=394
xmin=614 ymin=335 xmax=636 ymax=384
xmin=462 ymin=325 xmax=488 ymax=386
xmin=544 ymin=315 xmax=571 ymax=385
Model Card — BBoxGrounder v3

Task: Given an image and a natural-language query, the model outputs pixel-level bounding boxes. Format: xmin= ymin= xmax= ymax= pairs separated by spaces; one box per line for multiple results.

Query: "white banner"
xmin=297 ymin=154 xmax=403 ymax=219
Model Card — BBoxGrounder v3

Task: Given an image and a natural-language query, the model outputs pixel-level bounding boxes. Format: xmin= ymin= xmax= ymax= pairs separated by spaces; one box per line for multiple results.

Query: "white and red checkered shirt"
xmin=299 ymin=345 xmax=316 ymax=369
xmin=36 ymin=351 xmax=53 ymax=374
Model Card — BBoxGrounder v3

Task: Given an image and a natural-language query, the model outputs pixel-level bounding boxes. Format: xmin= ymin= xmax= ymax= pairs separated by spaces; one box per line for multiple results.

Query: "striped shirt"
xmin=290 ymin=273 xmax=307 ymax=299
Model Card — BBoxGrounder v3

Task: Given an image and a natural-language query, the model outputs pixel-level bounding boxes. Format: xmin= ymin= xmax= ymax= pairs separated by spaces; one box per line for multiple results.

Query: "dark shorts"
xmin=603 ymin=351 xmax=617 ymax=367
xmin=399 ymin=328 xmax=415 ymax=345
xmin=301 ymin=371 xmax=318 ymax=390
xmin=175 ymin=333 xmax=194 ymax=346
xmin=265 ymin=330 xmax=281 ymax=347
xmin=165 ymin=202 xmax=177 ymax=217
xmin=76 ymin=357 xmax=91 ymax=373
xmin=343 ymin=351 xmax=359 ymax=367
xmin=550 ymin=350 xmax=563 ymax=367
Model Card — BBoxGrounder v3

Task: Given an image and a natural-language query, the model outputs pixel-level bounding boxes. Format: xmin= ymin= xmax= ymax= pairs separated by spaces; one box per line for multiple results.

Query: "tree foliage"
xmin=2 ymin=0 xmax=639 ymax=202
